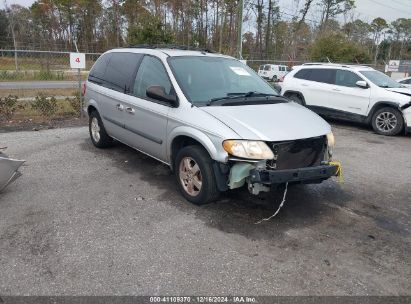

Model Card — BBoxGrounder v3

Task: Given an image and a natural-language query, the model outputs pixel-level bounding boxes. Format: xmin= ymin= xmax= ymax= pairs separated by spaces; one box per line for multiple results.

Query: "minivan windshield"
xmin=360 ymin=70 xmax=404 ymax=88
xmin=168 ymin=56 xmax=278 ymax=105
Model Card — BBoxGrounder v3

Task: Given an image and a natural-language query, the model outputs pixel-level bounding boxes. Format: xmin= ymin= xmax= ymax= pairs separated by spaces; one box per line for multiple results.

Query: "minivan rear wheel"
xmin=89 ymin=110 xmax=113 ymax=148
xmin=175 ymin=145 xmax=220 ymax=205
xmin=371 ymin=107 xmax=404 ymax=136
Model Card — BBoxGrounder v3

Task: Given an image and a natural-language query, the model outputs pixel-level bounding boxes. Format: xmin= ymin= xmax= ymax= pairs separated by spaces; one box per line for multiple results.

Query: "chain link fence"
xmin=0 ymin=50 xmax=101 ymax=81
xmin=0 ymin=49 xmax=388 ymax=79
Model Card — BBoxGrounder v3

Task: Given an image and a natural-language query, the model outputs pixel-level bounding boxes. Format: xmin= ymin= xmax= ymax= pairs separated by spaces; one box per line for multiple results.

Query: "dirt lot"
xmin=0 ymin=123 xmax=410 ymax=295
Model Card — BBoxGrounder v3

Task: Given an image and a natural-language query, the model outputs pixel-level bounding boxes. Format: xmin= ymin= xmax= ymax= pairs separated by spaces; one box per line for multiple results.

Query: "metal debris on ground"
xmin=255 ymin=182 xmax=289 ymax=224
xmin=0 ymin=150 xmax=25 ymax=192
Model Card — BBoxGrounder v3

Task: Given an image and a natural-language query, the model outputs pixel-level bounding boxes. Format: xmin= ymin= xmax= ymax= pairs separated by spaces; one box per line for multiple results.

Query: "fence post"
xmin=78 ymin=68 xmax=82 ymax=118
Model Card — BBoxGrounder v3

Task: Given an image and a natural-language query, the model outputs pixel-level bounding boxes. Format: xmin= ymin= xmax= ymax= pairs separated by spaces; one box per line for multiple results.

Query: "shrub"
xmin=0 ymin=95 xmax=22 ymax=122
xmin=66 ymin=92 xmax=82 ymax=115
xmin=31 ymin=93 xmax=58 ymax=117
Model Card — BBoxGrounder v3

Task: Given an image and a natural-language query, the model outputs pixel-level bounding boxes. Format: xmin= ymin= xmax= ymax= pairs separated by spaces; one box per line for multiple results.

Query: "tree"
xmin=0 ymin=10 xmax=9 ymax=48
xmin=371 ymin=17 xmax=388 ymax=64
xmin=310 ymin=33 xmax=370 ymax=63
xmin=128 ymin=13 xmax=174 ymax=45
xmin=319 ymin=0 xmax=355 ymax=33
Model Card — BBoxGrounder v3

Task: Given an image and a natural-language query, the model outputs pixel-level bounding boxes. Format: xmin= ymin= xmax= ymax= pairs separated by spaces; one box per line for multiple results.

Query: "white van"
xmin=258 ymin=64 xmax=288 ymax=81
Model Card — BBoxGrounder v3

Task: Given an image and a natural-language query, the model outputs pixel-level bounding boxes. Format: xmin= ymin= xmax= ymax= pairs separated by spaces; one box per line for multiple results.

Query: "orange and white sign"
xmin=70 ymin=53 xmax=86 ymax=69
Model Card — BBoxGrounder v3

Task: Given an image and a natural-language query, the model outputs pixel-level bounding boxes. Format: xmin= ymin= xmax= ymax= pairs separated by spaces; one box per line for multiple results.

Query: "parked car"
xmin=281 ymin=63 xmax=411 ymax=136
xmin=84 ymin=47 xmax=338 ymax=204
xmin=397 ymin=76 xmax=411 ymax=88
xmin=258 ymin=64 xmax=288 ymax=82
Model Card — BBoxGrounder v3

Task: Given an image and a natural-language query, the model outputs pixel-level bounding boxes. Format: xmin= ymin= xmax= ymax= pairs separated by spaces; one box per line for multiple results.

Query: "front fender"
xmin=167 ymin=126 xmax=229 ymax=164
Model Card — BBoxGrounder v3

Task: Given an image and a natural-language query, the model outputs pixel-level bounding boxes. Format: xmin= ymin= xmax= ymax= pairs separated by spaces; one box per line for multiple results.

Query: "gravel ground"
xmin=0 ymin=123 xmax=410 ymax=295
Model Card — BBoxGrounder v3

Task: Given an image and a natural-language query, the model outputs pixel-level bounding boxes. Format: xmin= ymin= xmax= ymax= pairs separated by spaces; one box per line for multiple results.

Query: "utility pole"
xmin=237 ymin=0 xmax=244 ymax=59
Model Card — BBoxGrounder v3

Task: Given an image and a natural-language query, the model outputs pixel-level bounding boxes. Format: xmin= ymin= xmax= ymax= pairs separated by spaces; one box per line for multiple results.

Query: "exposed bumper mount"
xmin=249 ymin=164 xmax=339 ymax=185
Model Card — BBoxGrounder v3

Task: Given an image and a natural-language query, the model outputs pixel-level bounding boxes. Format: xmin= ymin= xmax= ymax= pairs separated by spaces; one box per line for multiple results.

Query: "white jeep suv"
xmin=281 ymin=63 xmax=411 ymax=136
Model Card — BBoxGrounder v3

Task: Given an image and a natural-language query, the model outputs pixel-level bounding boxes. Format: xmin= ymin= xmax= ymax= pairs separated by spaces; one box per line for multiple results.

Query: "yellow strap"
xmin=329 ymin=161 xmax=344 ymax=183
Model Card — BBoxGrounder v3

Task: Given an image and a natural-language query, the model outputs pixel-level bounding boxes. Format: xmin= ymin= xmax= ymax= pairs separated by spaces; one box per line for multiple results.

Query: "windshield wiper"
xmin=207 ymin=91 xmax=278 ymax=106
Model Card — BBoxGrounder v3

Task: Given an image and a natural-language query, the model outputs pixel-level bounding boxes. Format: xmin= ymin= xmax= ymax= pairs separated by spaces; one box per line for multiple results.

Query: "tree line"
xmin=0 ymin=0 xmax=410 ymax=64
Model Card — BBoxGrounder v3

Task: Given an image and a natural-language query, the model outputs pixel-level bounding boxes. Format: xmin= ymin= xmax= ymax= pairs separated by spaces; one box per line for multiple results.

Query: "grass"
xmin=0 ymin=88 xmax=77 ymax=98
xmin=0 ymin=70 xmax=88 ymax=81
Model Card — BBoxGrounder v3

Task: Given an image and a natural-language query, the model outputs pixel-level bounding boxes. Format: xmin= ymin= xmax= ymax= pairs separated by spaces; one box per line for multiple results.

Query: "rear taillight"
xmin=82 ymin=82 xmax=86 ymax=96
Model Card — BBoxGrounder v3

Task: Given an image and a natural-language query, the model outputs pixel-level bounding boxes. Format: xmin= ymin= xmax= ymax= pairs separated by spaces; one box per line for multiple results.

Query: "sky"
xmin=1 ymin=0 xmax=411 ymax=23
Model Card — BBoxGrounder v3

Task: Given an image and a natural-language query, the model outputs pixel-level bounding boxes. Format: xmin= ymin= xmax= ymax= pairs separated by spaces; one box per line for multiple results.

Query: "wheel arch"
xmin=168 ymin=127 xmax=222 ymax=171
xmin=283 ymin=90 xmax=306 ymax=105
xmin=366 ymin=101 xmax=403 ymax=124
xmin=87 ymin=99 xmax=100 ymax=116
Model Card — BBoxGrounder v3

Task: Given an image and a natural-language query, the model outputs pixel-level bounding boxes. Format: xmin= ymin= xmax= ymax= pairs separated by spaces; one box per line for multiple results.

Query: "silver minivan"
xmin=84 ymin=47 xmax=338 ymax=205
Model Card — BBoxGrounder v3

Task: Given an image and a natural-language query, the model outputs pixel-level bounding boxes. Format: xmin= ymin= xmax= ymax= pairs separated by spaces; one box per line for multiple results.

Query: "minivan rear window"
xmin=89 ymin=53 xmax=111 ymax=83
xmin=89 ymin=52 xmax=143 ymax=93
xmin=104 ymin=53 xmax=143 ymax=93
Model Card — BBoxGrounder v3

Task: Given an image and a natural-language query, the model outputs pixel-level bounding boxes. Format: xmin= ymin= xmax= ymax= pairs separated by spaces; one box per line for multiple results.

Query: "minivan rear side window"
xmin=104 ymin=52 xmax=143 ymax=93
xmin=294 ymin=68 xmax=335 ymax=84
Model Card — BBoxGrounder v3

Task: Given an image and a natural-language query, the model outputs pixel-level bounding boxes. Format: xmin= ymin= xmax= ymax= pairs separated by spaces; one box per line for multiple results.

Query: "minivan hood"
xmin=200 ymin=102 xmax=331 ymax=141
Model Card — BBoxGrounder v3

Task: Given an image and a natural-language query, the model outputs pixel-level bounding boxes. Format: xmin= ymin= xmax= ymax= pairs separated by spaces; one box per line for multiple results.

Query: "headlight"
xmin=327 ymin=132 xmax=335 ymax=148
xmin=326 ymin=132 xmax=335 ymax=157
xmin=223 ymin=140 xmax=274 ymax=160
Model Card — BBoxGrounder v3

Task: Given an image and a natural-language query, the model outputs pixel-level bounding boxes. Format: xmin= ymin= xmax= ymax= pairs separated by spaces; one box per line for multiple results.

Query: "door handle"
xmin=301 ymin=84 xmax=309 ymax=87
xmin=333 ymin=88 xmax=342 ymax=92
xmin=116 ymin=104 xmax=124 ymax=111
xmin=125 ymin=107 xmax=135 ymax=114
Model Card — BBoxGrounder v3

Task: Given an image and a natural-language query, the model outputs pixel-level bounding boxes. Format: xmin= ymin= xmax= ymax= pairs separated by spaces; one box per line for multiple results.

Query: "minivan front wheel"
xmin=89 ymin=110 xmax=113 ymax=148
xmin=175 ymin=146 xmax=220 ymax=205
xmin=371 ymin=107 xmax=404 ymax=136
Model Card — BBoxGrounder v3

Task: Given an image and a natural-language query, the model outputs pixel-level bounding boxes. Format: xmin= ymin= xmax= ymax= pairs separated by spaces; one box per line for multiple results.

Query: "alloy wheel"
xmin=376 ymin=112 xmax=397 ymax=133
xmin=179 ymin=157 xmax=202 ymax=197
xmin=91 ymin=117 xmax=101 ymax=142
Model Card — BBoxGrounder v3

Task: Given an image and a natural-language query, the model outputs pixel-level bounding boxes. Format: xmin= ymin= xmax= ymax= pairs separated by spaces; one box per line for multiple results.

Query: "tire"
xmin=271 ymin=75 xmax=278 ymax=82
xmin=89 ymin=110 xmax=113 ymax=148
xmin=175 ymin=145 xmax=220 ymax=205
xmin=288 ymin=93 xmax=304 ymax=106
xmin=371 ymin=107 xmax=404 ymax=136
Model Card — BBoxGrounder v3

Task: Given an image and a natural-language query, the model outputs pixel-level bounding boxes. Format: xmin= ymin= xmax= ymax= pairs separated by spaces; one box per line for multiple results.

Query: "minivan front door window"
xmin=133 ymin=56 xmax=173 ymax=100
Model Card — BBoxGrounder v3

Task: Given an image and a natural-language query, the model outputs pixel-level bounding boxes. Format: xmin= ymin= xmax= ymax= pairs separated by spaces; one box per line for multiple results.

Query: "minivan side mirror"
xmin=356 ymin=80 xmax=368 ymax=89
xmin=146 ymin=86 xmax=178 ymax=106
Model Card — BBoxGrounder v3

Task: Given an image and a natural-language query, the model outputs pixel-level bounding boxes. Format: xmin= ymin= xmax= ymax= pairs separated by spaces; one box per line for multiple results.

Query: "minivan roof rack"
xmin=128 ymin=44 xmax=216 ymax=53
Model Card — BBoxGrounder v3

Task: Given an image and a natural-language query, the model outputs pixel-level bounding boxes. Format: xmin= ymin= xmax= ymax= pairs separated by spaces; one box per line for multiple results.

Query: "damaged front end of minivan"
xmin=213 ymin=132 xmax=339 ymax=195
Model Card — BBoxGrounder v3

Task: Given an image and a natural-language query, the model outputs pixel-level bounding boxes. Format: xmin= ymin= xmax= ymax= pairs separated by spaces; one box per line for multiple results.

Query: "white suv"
xmin=281 ymin=63 xmax=411 ymax=136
